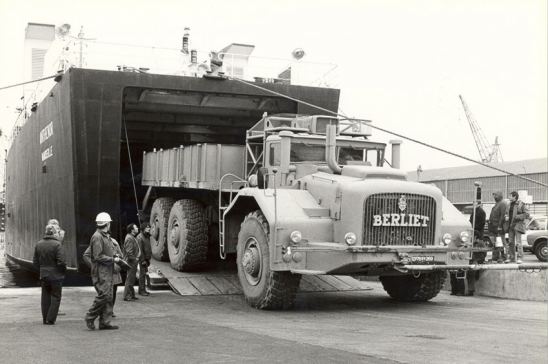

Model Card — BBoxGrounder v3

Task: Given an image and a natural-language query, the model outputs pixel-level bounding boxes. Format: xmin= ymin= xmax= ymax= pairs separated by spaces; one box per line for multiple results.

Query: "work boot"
xmin=99 ymin=324 xmax=119 ymax=330
xmin=85 ymin=318 xmax=96 ymax=330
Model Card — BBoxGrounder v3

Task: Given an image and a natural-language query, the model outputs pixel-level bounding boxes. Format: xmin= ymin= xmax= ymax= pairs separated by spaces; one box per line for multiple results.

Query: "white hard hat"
xmin=95 ymin=212 xmax=112 ymax=226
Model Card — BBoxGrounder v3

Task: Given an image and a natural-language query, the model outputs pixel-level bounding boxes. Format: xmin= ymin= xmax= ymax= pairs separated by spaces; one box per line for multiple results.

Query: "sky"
xmin=0 ymin=0 xmax=546 ymax=173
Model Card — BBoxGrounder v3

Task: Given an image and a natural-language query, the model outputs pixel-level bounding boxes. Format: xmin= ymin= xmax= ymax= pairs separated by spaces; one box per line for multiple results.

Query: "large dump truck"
xmin=142 ymin=112 xmax=535 ymax=309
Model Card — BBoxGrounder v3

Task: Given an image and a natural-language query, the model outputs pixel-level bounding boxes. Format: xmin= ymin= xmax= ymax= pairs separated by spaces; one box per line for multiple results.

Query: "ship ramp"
xmin=148 ymin=259 xmax=372 ymax=296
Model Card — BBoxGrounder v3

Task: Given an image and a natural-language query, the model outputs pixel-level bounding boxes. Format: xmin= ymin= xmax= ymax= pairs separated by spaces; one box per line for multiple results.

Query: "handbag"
xmin=495 ymin=236 xmax=503 ymax=248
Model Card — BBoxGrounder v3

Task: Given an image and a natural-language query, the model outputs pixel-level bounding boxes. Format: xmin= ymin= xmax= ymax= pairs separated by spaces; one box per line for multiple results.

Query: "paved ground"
xmin=0 ymin=282 xmax=546 ymax=364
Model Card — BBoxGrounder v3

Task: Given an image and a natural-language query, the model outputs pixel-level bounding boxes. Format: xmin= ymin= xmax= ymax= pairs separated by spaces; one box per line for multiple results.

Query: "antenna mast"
xmin=76 ymin=26 xmax=95 ymax=68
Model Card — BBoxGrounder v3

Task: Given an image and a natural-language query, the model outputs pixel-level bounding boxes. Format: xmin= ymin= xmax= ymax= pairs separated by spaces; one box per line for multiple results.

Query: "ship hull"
xmin=5 ymin=68 xmax=340 ymax=272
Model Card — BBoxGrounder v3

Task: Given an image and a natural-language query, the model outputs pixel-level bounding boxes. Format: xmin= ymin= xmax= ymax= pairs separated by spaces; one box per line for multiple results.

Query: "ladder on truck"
xmin=218 ymin=174 xmax=248 ymax=259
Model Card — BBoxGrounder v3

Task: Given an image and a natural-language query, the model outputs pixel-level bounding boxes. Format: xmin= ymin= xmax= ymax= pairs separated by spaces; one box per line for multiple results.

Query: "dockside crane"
xmin=459 ymin=94 xmax=503 ymax=163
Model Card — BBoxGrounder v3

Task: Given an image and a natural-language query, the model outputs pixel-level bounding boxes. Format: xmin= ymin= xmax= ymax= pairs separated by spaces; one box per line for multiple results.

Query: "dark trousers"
xmin=40 ymin=278 xmax=63 ymax=323
xmin=85 ymin=282 xmax=113 ymax=326
xmin=138 ymin=262 xmax=149 ymax=293
xmin=450 ymin=272 xmax=464 ymax=294
xmin=123 ymin=261 xmax=137 ymax=299
xmin=450 ymin=270 xmax=477 ymax=295
xmin=113 ymin=284 xmax=119 ymax=308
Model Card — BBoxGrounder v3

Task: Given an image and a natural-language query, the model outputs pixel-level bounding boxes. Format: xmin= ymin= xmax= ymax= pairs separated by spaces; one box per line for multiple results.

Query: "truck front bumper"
xmin=284 ymin=242 xmax=548 ymax=275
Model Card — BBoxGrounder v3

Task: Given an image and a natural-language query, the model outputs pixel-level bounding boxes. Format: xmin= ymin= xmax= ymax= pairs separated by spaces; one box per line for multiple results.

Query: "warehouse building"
xmin=407 ymin=158 xmax=547 ymax=216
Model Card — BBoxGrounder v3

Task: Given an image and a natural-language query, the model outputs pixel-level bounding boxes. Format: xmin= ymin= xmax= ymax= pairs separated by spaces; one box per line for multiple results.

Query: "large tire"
xmin=150 ymin=197 xmax=175 ymax=261
xmin=534 ymin=239 xmax=547 ymax=262
xmin=167 ymin=199 xmax=208 ymax=271
xmin=237 ymin=210 xmax=301 ymax=310
xmin=380 ymin=271 xmax=446 ymax=302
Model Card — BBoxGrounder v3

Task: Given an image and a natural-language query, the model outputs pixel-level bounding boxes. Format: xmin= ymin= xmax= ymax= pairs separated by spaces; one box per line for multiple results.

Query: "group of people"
xmin=469 ymin=190 xmax=529 ymax=264
xmin=32 ymin=212 xmax=152 ymax=330
xmin=450 ymin=190 xmax=530 ymax=296
xmin=489 ymin=190 xmax=530 ymax=264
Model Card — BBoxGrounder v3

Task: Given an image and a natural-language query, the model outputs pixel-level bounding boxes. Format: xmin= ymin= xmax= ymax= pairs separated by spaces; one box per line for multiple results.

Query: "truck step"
xmin=149 ymin=259 xmax=373 ymax=296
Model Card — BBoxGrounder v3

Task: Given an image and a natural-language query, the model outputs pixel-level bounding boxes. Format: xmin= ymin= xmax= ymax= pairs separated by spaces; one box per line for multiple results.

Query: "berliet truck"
xmin=142 ymin=113 xmax=479 ymax=309
xmin=7 ymin=68 xmax=542 ymax=310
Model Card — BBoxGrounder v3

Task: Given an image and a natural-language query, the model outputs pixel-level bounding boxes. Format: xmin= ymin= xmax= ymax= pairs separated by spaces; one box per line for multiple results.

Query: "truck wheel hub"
xmin=170 ymin=221 xmax=180 ymax=248
xmin=151 ymin=220 xmax=159 ymax=240
xmin=242 ymin=238 xmax=261 ymax=285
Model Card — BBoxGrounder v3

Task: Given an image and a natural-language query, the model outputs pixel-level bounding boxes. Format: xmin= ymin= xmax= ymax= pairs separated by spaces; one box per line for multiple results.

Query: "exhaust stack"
xmin=326 ymin=125 xmax=342 ymax=174
xmin=389 ymin=140 xmax=402 ymax=169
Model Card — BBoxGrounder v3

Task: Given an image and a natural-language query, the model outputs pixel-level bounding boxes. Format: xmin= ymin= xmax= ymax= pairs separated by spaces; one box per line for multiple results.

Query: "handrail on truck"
xmin=218 ymin=173 xmax=249 ymax=259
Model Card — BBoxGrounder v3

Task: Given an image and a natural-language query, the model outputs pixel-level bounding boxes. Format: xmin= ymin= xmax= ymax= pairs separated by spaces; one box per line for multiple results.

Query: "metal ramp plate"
xmin=149 ymin=259 xmax=372 ymax=296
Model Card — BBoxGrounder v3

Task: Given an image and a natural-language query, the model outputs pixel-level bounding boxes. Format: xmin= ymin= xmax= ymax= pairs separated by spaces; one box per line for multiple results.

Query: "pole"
xmin=78 ymin=27 xmax=84 ymax=68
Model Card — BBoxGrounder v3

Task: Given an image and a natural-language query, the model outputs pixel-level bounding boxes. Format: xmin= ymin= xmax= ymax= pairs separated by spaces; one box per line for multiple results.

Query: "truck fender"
xmin=223 ymin=188 xmax=334 ymax=270
xmin=223 ymin=195 xmax=260 ymax=254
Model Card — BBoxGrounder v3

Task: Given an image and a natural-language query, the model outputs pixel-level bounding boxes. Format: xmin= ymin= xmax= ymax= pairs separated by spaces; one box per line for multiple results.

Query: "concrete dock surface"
xmin=0 ymin=282 xmax=546 ymax=364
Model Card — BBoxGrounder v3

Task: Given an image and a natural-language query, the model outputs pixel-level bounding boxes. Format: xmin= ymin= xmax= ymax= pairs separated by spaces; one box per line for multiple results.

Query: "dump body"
xmin=142 ymin=144 xmax=246 ymax=190
xmin=4 ymin=68 xmax=340 ymax=271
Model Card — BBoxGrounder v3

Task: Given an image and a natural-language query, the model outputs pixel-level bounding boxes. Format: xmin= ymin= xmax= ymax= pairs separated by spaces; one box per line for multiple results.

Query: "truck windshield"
xmin=289 ymin=142 xmax=384 ymax=166
xmin=290 ymin=144 xmax=325 ymax=162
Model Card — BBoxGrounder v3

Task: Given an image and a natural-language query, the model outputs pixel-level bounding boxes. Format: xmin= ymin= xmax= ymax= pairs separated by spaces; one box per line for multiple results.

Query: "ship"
xmin=4 ymin=67 xmax=339 ymax=272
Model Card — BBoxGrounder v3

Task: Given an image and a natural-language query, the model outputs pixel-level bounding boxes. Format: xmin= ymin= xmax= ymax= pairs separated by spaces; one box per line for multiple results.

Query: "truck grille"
xmin=363 ymin=193 xmax=436 ymax=246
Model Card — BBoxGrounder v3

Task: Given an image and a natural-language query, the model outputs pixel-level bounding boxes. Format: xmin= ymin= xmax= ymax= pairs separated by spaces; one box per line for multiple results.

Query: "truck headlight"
xmin=460 ymin=231 xmax=470 ymax=243
xmin=344 ymin=232 xmax=357 ymax=245
xmin=290 ymin=230 xmax=302 ymax=243
xmin=248 ymin=174 xmax=258 ymax=187
xmin=441 ymin=233 xmax=452 ymax=246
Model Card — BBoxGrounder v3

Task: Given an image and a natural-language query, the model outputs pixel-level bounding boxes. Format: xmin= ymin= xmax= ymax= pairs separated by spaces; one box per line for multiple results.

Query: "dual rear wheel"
xmin=149 ymin=198 xmax=208 ymax=270
xmin=149 ymin=201 xmax=300 ymax=309
xmin=167 ymin=199 xmax=208 ymax=271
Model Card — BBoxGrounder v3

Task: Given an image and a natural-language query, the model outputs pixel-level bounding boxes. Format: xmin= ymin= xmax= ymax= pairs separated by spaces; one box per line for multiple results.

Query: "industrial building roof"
xmin=407 ymin=158 xmax=547 ymax=182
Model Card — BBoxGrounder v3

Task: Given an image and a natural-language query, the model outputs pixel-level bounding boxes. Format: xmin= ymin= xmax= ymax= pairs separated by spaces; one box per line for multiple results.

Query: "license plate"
xmin=410 ymin=256 xmax=434 ymax=263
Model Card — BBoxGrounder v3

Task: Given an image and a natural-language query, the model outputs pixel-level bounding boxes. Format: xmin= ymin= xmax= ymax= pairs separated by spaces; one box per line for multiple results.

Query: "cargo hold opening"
xmin=118 ymin=86 xmax=297 ymax=231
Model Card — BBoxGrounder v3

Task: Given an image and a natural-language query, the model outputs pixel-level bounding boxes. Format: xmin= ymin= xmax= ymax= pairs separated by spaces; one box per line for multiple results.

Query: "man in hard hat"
xmin=137 ymin=223 xmax=152 ymax=296
xmin=84 ymin=212 xmax=119 ymax=330
xmin=83 ymin=235 xmax=123 ymax=318
xmin=33 ymin=221 xmax=67 ymax=325
xmin=123 ymin=223 xmax=140 ymax=301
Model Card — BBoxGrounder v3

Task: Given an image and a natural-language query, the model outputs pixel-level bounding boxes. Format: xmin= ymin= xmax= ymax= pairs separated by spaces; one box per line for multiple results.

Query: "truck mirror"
xmin=257 ymin=168 xmax=268 ymax=189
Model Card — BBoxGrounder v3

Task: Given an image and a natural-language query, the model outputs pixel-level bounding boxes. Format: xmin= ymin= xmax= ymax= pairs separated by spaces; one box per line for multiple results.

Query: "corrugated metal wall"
xmin=424 ymin=172 xmax=547 ymax=215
